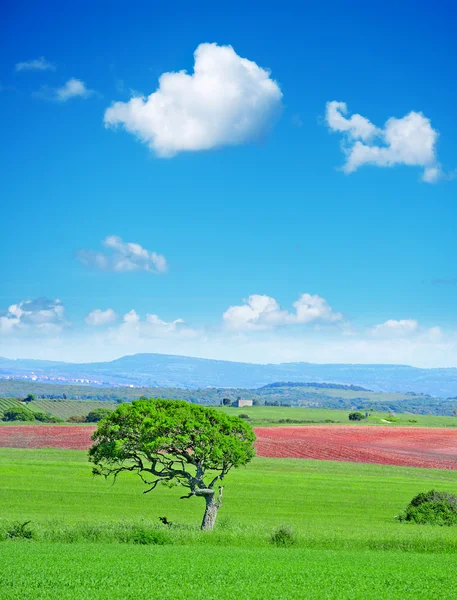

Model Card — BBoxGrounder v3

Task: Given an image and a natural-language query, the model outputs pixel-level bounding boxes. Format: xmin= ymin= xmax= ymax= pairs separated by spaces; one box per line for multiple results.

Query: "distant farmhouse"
xmin=233 ymin=399 xmax=253 ymax=408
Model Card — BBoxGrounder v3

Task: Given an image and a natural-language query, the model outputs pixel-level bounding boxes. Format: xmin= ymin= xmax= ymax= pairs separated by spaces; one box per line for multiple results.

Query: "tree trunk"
xmin=199 ymin=487 xmax=223 ymax=531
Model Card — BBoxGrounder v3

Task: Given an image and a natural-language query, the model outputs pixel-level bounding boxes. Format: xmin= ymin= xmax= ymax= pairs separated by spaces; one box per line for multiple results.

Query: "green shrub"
xmin=238 ymin=413 xmax=251 ymax=420
xmin=67 ymin=415 xmax=86 ymax=423
xmin=2 ymin=406 xmax=35 ymax=422
xmin=23 ymin=394 xmax=37 ymax=402
xmin=85 ymin=408 xmax=113 ymax=423
xmin=132 ymin=527 xmax=168 ymax=545
xmin=33 ymin=412 xmax=64 ymax=423
xmin=398 ymin=490 xmax=457 ymax=526
xmin=269 ymin=525 xmax=296 ymax=547
xmin=348 ymin=412 xmax=365 ymax=421
xmin=6 ymin=521 xmax=34 ymax=540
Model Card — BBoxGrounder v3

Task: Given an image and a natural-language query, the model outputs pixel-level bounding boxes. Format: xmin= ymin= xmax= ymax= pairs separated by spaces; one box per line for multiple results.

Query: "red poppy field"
xmin=1 ymin=424 xmax=457 ymax=469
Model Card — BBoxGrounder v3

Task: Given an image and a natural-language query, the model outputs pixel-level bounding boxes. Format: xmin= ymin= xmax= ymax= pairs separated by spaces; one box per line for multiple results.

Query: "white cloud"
xmin=371 ymin=319 xmax=419 ymax=337
xmin=223 ymin=293 xmax=343 ymax=330
xmin=85 ymin=308 xmax=118 ymax=327
xmin=325 ymin=101 xmax=442 ymax=182
xmin=56 ymin=78 xmax=93 ymax=101
xmin=78 ymin=235 xmax=167 ymax=274
xmin=34 ymin=78 xmax=94 ymax=102
xmin=15 ymin=56 xmax=55 ymax=72
xmin=0 ymin=298 xmax=65 ymax=336
xmin=104 ymin=42 xmax=283 ymax=157
xmin=107 ymin=310 xmax=196 ymax=343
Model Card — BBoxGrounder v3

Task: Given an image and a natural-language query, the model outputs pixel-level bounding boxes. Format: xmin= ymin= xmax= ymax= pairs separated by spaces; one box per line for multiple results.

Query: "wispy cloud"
xmin=15 ymin=56 xmax=55 ymax=72
xmin=104 ymin=43 xmax=283 ymax=157
xmin=34 ymin=78 xmax=94 ymax=102
xmin=325 ymin=101 xmax=443 ymax=183
xmin=84 ymin=308 xmax=118 ymax=327
xmin=78 ymin=235 xmax=168 ymax=274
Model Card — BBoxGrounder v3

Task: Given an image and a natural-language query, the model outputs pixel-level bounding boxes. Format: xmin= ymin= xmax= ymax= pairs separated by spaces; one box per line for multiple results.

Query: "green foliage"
xmin=2 ymin=405 xmax=35 ymax=422
xmin=222 ymin=398 xmax=231 ymax=406
xmin=90 ymin=399 xmax=255 ymax=470
xmin=6 ymin=521 xmax=34 ymax=540
xmin=398 ymin=490 xmax=457 ymax=526
xmin=238 ymin=413 xmax=251 ymax=420
xmin=85 ymin=408 xmax=113 ymax=423
xmin=33 ymin=412 xmax=64 ymax=423
xmin=89 ymin=399 xmax=256 ymax=505
xmin=348 ymin=412 xmax=365 ymax=421
xmin=270 ymin=525 xmax=296 ymax=547
xmin=131 ymin=527 xmax=168 ymax=545
xmin=67 ymin=415 xmax=87 ymax=423
xmin=23 ymin=394 xmax=37 ymax=402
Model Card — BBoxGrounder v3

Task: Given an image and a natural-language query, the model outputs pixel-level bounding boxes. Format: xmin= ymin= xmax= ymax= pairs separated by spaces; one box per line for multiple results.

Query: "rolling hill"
xmin=1 ymin=353 xmax=457 ymax=396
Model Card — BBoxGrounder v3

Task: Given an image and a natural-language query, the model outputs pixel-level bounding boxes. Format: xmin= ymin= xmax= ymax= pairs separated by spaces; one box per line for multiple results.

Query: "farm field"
xmin=3 ymin=399 xmax=457 ymax=427
xmin=221 ymin=405 xmax=457 ymax=427
xmin=1 ymin=448 xmax=457 ymax=598
xmin=2 ymin=543 xmax=457 ymax=600
xmin=1 ymin=424 xmax=457 ymax=470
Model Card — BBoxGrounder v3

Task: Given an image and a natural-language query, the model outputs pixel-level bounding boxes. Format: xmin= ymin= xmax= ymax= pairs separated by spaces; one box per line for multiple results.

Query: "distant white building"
xmin=233 ymin=399 xmax=253 ymax=408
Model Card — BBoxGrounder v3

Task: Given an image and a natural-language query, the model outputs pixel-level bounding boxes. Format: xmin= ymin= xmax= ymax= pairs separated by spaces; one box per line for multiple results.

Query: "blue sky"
xmin=1 ymin=0 xmax=456 ymax=366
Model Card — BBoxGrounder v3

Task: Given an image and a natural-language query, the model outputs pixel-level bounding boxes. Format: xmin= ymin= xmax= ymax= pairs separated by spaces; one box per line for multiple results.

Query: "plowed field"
xmin=1 ymin=425 xmax=457 ymax=469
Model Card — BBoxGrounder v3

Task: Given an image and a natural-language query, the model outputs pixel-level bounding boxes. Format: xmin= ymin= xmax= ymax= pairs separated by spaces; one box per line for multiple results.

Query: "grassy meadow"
xmin=3 ymin=398 xmax=457 ymax=427
xmin=1 ymin=447 xmax=457 ymax=598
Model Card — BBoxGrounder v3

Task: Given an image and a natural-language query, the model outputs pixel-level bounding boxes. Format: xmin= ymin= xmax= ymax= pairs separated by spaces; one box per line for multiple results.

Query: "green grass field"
xmin=221 ymin=405 xmax=457 ymax=427
xmin=1 ymin=448 xmax=457 ymax=598
xmin=3 ymin=399 xmax=457 ymax=427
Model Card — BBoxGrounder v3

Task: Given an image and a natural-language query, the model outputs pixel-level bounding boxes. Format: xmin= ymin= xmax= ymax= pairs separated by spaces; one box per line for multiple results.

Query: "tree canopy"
xmin=85 ymin=408 xmax=113 ymax=423
xmin=89 ymin=399 xmax=256 ymax=530
xmin=2 ymin=405 xmax=35 ymax=422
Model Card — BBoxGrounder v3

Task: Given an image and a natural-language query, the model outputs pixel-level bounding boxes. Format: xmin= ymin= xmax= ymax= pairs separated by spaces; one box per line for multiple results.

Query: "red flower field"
xmin=1 ymin=425 xmax=457 ymax=470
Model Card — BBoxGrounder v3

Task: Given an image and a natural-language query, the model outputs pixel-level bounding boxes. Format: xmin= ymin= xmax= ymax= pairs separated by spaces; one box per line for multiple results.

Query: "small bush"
xmin=385 ymin=416 xmax=399 ymax=423
xmin=33 ymin=412 xmax=64 ymax=423
xmin=85 ymin=408 xmax=113 ymax=423
xmin=269 ymin=525 xmax=296 ymax=547
xmin=398 ymin=490 xmax=457 ymax=526
xmin=238 ymin=413 xmax=251 ymax=420
xmin=132 ymin=527 xmax=168 ymax=545
xmin=6 ymin=521 xmax=34 ymax=540
xmin=67 ymin=415 xmax=86 ymax=423
xmin=348 ymin=412 xmax=365 ymax=421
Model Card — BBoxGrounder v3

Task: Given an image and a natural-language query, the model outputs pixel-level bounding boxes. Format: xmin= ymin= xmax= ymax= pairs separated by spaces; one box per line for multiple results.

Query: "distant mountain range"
xmin=1 ymin=353 xmax=457 ymax=397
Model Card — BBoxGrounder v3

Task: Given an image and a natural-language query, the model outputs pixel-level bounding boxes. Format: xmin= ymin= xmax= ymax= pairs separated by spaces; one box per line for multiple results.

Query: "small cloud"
xmin=85 ymin=308 xmax=118 ymax=327
xmin=77 ymin=235 xmax=167 ymax=274
xmin=34 ymin=78 xmax=94 ymax=102
xmin=325 ymin=101 xmax=443 ymax=183
xmin=104 ymin=42 xmax=283 ymax=157
xmin=15 ymin=56 xmax=55 ymax=72
xmin=371 ymin=319 xmax=419 ymax=337
xmin=223 ymin=293 xmax=342 ymax=331
xmin=0 ymin=297 xmax=65 ymax=337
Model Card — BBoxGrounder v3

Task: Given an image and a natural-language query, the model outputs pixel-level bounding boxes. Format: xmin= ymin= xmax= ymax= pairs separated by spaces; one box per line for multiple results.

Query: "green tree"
xmin=89 ymin=399 xmax=256 ymax=530
xmin=222 ymin=398 xmax=231 ymax=406
xmin=2 ymin=406 xmax=35 ymax=422
xmin=85 ymin=408 xmax=113 ymax=423
xmin=348 ymin=411 xmax=365 ymax=421
xmin=23 ymin=394 xmax=36 ymax=403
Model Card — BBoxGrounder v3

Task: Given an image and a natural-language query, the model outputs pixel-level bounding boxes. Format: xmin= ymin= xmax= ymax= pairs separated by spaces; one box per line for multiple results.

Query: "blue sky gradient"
xmin=1 ymin=1 xmax=456 ymax=365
